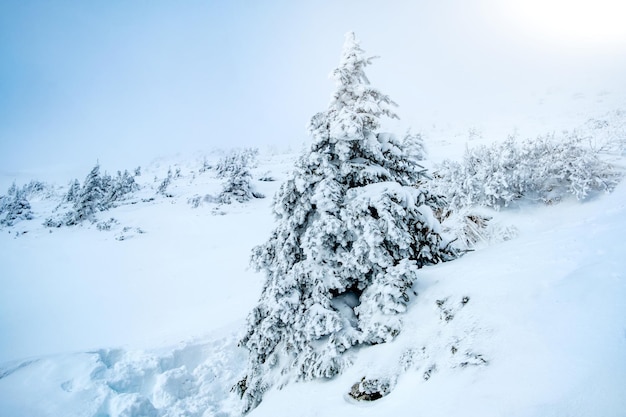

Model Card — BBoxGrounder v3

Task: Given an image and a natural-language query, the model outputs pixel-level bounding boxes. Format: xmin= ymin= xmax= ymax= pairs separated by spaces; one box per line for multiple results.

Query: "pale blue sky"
xmin=1 ymin=0 xmax=625 ymax=183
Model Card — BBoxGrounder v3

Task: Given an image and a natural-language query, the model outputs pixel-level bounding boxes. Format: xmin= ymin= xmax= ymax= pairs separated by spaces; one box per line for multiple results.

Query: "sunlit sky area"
xmin=1 ymin=0 xmax=626 ymax=181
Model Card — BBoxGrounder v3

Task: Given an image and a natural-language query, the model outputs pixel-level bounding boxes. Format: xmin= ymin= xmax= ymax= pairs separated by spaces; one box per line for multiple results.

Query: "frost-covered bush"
xmin=215 ymin=148 xmax=259 ymax=179
xmin=235 ymin=33 xmax=457 ymax=414
xmin=198 ymin=157 xmax=211 ymax=174
xmin=97 ymin=217 xmax=119 ymax=231
xmin=437 ymin=208 xmax=518 ymax=250
xmin=258 ymin=171 xmax=276 ymax=182
xmin=218 ymin=149 xmax=263 ymax=204
xmin=432 ymin=134 xmax=622 ymax=210
xmin=584 ymin=108 xmax=626 ymax=155
xmin=349 ymin=376 xmax=395 ymax=401
xmin=187 ymin=194 xmax=217 ymax=208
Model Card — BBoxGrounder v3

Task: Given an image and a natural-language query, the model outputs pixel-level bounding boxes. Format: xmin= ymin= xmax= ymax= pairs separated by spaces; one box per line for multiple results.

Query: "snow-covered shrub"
xmin=437 ymin=208 xmax=518 ymax=250
xmin=548 ymin=134 xmax=622 ymax=200
xmin=215 ymin=148 xmax=259 ymax=179
xmin=97 ymin=217 xmax=119 ymax=231
xmin=198 ymin=157 xmax=211 ymax=174
xmin=467 ymin=126 xmax=483 ymax=141
xmin=584 ymin=108 xmax=626 ymax=155
xmin=235 ymin=32 xmax=458 ymax=413
xmin=218 ymin=149 xmax=264 ymax=204
xmin=187 ymin=194 xmax=217 ymax=208
xmin=258 ymin=171 xmax=276 ymax=182
xmin=432 ymin=133 xmax=622 ymax=210
xmin=349 ymin=376 xmax=395 ymax=401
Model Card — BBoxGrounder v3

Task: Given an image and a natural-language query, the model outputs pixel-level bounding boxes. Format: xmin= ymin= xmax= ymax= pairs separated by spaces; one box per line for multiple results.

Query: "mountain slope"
xmin=1 ymin=155 xmax=625 ymax=417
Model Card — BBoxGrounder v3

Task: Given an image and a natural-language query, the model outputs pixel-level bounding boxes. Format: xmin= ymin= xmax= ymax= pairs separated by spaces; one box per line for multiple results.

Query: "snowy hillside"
xmin=0 ymin=150 xmax=298 ymax=362
xmin=3 ymin=1 xmax=626 ymax=415
xmin=1 ymin=95 xmax=626 ymax=416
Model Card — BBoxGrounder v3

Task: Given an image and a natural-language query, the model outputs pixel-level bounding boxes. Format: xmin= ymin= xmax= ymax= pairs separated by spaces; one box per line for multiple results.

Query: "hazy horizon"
xmin=2 ymin=0 xmax=626 ymax=187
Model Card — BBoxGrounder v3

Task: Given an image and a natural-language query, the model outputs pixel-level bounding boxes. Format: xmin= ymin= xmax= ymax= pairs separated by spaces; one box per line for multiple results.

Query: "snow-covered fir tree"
xmin=234 ymin=32 xmax=457 ymax=413
xmin=0 ymin=189 xmax=34 ymax=226
xmin=6 ymin=182 xmax=18 ymax=197
xmin=157 ymin=168 xmax=173 ymax=197
xmin=106 ymin=170 xmax=140 ymax=204
xmin=218 ymin=149 xmax=263 ymax=204
xmin=216 ymin=148 xmax=259 ymax=178
xmin=402 ymin=130 xmax=427 ymax=162
xmin=64 ymin=179 xmax=82 ymax=203
xmin=45 ymin=164 xmax=140 ymax=227
xmin=100 ymin=172 xmax=113 ymax=207
xmin=66 ymin=163 xmax=106 ymax=225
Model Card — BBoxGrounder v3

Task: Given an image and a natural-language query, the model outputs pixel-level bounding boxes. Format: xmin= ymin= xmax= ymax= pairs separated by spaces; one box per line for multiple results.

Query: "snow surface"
xmin=1 ymin=92 xmax=626 ymax=416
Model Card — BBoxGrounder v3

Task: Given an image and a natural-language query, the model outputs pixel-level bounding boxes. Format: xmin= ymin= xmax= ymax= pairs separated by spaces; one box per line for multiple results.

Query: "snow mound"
xmin=0 ymin=332 xmax=245 ymax=417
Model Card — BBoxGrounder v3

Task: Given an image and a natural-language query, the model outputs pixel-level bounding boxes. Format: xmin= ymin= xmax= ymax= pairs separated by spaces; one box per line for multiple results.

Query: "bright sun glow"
xmin=502 ymin=0 xmax=626 ymax=47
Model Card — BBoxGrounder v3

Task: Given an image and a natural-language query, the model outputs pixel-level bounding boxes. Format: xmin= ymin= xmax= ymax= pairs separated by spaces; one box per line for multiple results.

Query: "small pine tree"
xmin=7 ymin=182 xmax=17 ymax=197
xmin=65 ymin=179 xmax=82 ymax=203
xmin=0 ymin=189 xmax=34 ymax=226
xmin=235 ymin=32 xmax=457 ymax=413
xmin=157 ymin=168 xmax=173 ymax=197
xmin=218 ymin=149 xmax=263 ymax=204
xmin=216 ymin=147 xmax=259 ymax=179
xmin=106 ymin=170 xmax=140 ymax=204
xmin=100 ymin=172 xmax=113 ymax=209
xmin=21 ymin=180 xmax=46 ymax=196
xmin=199 ymin=157 xmax=211 ymax=174
xmin=67 ymin=163 xmax=106 ymax=225
xmin=402 ymin=130 xmax=427 ymax=162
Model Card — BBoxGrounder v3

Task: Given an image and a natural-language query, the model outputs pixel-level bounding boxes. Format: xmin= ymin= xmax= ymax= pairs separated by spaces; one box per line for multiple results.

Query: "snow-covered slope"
xmin=1 ymin=96 xmax=625 ymax=416
xmin=0 ymin=151 xmax=297 ymax=362
xmin=1 ymin=157 xmax=625 ymax=417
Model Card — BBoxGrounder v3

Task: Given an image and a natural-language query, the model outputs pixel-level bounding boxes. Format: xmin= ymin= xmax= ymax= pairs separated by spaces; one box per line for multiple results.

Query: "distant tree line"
xmin=44 ymin=163 xmax=140 ymax=227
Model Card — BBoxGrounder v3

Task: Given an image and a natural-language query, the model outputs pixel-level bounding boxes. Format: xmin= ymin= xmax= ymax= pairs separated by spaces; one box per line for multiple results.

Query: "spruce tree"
xmin=235 ymin=32 xmax=457 ymax=413
xmin=107 ymin=170 xmax=140 ymax=204
xmin=0 ymin=189 xmax=34 ymax=226
xmin=65 ymin=179 xmax=82 ymax=203
xmin=218 ymin=148 xmax=263 ymax=204
xmin=67 ymin=163 xmax=106 ymax=225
